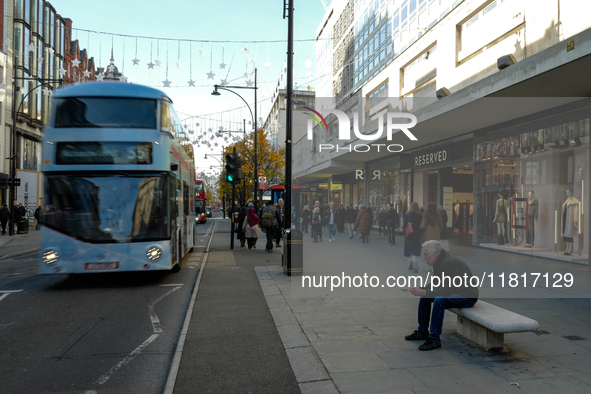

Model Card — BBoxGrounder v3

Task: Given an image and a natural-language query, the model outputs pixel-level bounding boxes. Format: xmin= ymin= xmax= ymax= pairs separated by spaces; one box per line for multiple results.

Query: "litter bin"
xmin=282 ymin=228 xmax=303 ymax=276
xmin=17 ymin=219 xmax=29 ymax=234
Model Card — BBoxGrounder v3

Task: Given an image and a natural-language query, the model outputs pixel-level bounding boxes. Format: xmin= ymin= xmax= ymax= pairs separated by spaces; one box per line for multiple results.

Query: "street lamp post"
xmin=211 ymin=68 xmax=258 ymax=212
xmin=8 ymin=76 xmax=62 ymax=236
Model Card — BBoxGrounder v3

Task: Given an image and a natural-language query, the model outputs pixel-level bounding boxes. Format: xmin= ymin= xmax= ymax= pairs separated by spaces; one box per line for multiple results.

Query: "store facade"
xmin=473 ymin=101 xmax=589 ymax=262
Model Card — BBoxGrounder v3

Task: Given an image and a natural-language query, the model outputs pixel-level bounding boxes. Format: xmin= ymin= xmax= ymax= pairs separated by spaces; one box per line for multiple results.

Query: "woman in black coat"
xmin=237 ymin=207 xmax=248 ymax=248
xmin=403 ymin=202 xmax=423 ymax=273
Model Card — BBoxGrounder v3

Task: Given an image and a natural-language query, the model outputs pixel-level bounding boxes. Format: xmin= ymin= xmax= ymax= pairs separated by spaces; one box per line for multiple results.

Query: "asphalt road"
xmin=0 ymin=215 xmax=218 ymax=394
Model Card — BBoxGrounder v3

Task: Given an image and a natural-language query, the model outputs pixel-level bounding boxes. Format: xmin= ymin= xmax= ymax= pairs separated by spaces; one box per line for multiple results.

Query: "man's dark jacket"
xmin=423 ymin=249 xmax=479 ymax=301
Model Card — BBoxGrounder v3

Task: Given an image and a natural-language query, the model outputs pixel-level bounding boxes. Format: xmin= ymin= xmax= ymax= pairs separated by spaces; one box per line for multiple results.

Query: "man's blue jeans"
xmin=326 ymin=223 xmax=336 ymax=238
xmin=387 ymin=224 xmax=395 ymax=244
xmin=418 ymin=295 xmax=476 ymax=339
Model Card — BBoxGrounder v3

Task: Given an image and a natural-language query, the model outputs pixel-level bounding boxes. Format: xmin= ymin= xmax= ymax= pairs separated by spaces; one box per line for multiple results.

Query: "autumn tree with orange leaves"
xmin=217 ymin=128 xmax=285 ymax=207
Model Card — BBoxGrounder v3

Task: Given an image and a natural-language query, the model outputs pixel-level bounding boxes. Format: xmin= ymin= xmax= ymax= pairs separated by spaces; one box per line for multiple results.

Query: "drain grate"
xmin=563 ymin=335 xmax=585 ymax=341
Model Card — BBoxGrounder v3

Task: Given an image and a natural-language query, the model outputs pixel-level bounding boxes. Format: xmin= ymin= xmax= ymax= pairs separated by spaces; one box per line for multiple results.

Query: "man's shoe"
xmin=329 ymin=237 xmax=332 ymax=242
xmin=418 ymin=338 xmax=441 ymax=351
xmin=408 ymin=262 xmax=414 ymax=270
xmin=405 ymin=330 xmax=429 ymax=340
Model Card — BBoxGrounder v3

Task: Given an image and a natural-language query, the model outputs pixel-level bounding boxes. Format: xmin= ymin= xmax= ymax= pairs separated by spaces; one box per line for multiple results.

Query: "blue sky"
xmin=48 ymin=0 xmax=327 ymax=172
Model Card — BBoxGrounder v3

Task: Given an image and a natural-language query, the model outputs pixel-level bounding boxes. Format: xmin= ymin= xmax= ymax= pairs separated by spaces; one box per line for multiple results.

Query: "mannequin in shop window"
xmin=493 ymin=192 xmax=507 ymax=245
xmin=525 ymin=191 xmax=539 ymax=248
xmin=562 ymin=189 xmax=579 ymax=256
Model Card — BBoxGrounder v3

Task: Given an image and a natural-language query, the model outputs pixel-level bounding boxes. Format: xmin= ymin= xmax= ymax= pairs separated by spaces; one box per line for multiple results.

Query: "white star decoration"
xmin=26 ymin=43 xmax=37 ymax=53
xmin=107 ymin=64 xmax=115 ymax=72
xmin=244 ymin=72 xmax=249 ymax=79
xmin=72 ymin=58 xmax=81 ymax=68
xmin=305 ymin=59 xmax=312 ymax=68
xmin=0 ymin=83 xmax=7 ymax=90
xmin=42 ymin=87 xmax=52 ymax=96
xmin=155 ymin=59 xmax=162 ymax=67
xmin=207 ymin=71 xmax=215 ymax=79
xmin=265 ymin=61 xmax=271 ymax=68
xmin=120 ymin=75 xmax=128 ymax=83
xmin=220 ymin=79 xmax=228 ymax=86
xmin=219 ymin=62 xmax=226 ymax=69
xmin=188 ymin=79 xmax=195 ymax=87
xmin=3 ymin=37 xmax=12 ymax=47
xmin=163 ymin=79 xmax=171 ymax=87
xmin=246 ymin=79 xmax=253 ymax=87
xmin=147 ymin=61 xmax=155 ymax=69
xmin=82 ymin=69 xmax=91 ymax=78
xmin=176 ymin=61 xmax=182 ymax=69
xmin=58 ymin=67 xmax=66 ymax=77
xmin=132 ymin=57 xmax=140 ymax=65
xmin=96 ymin=73 xmax=104 ymax=82
xmin=199 ymin=48 xmax=205 ymax=55
xmin=47 ymin=47 xmax=54 ymax=56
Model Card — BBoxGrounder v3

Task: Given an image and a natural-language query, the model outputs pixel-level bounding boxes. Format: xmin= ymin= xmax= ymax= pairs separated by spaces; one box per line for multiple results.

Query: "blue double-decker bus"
xmin=40 ymin=82 xmax=196 ymax=274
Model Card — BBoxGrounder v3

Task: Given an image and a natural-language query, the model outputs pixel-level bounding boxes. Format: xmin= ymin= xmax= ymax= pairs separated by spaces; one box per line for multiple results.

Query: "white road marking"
xmin=159 ymin=284 xmax=184 ymax=287
xmin=0 ymin=294 xmax=10 ymax=302
xmin=96 ymin=334 xmax=159 ymax=385
xmin=148 ymin=286 xmax=182 ymax=333
xmin=0 ymin=289 xmax=23 ymax=293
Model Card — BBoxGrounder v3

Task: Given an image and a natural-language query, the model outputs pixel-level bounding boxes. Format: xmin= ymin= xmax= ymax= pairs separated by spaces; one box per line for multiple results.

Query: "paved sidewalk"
xmin=252 ymin=231 xmax=591 ymax=393
xmin=174 ymin=219 xmax=331 ymax=394
xmin=0 ymin=227 xmax=40 ymax=260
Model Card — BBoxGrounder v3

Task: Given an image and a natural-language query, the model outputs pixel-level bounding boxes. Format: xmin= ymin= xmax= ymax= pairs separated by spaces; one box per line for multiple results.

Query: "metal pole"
xmin=285 ymin=0 xmax=294 ymax=229
xmin=8 ymin=55 xmax=17 ymax=236
xmin=254 ymin=68 xmax=258 ymax=213
xmin=243 ymin=119 xmax=246 ymax=206
xmin=230 ymin=147 xmax=236 ymax=250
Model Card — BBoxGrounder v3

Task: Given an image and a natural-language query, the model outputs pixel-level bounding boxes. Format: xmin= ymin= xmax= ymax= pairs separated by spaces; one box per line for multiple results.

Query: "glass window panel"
xmin=24 ymin=27 xmax=31 ymax=70
xmin=401 ymin=1 xmax=408 ymax=22
xmin=14 ymin=23 xmax=23 ymax=67
xmin=410 ymin=0 xmax=417 ymax=13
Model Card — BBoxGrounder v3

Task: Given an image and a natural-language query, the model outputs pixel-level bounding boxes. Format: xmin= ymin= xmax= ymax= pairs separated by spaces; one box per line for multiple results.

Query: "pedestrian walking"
xmin=345 ymin=204 xmax=356 ymax=239
xmin=378 ymin=206 xmax=387 ymax=236
xmin=237 ymin=207 xmax=248 ymax=248
xmin=274 ymin=198 xmax=285 ymax=247
xmin=366 ymin=207 xmax=374 ymax=236
xmin=0 ymin=204 xmax=10 ymax=235
xmin=323 ymin=202 xmax=339 ymax=242
xmin=337 ymin=204 xmax=346 ymax=233
xmin=261 ymin=201 xmax=281 ymax=252
xmin=301 ymin=205 xmax=310 ymax=233
xmin=312 ymin=201 xmax=323 ymax=241
xmin=420 ymin=202 xmax=443 ymax=244
xmin=437 ymin=205 xmax=451 ymax=253
xmin=404 ymin=202 xmax=423 ymax=273
xmin=242 ymin=207 xmax=260 ymax=249
xmin=355 ymin=205 xmax=371 ymax=243
xmin=384 ymin=205 xmax=399 ymax=246
xmin=34 ymin=206 xmax=43 ymax=230
xmin=311 ymin=207 xmax=322 ymax=243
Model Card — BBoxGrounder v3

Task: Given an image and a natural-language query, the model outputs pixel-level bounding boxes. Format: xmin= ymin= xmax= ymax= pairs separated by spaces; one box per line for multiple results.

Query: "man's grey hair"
xmin=278 ymin=198 xmax=284 ymax=203
xmin=422 ymin=240 xmax=442 ymax=255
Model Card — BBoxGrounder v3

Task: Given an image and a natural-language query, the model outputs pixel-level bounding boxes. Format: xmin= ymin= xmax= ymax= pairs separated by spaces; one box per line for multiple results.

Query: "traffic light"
xmin=225 ymin=152 xmax=238 ymax=183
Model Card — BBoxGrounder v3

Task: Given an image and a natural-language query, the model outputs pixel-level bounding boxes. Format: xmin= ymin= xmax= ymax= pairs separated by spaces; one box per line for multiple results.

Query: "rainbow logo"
xmin=303 ymin=107 xmax=328 ymax=131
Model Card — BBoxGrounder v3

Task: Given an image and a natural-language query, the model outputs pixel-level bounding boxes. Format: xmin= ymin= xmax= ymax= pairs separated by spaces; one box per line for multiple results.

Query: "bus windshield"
xmin=44 ymin=173 xmax=170 ymax=243
xmin=53 ymin=97 xmax=157 ymax=129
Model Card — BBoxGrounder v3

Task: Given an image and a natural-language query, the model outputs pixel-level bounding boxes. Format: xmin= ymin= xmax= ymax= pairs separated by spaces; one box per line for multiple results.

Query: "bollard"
xmin=282 ymin=228 xmax=303 ymax=276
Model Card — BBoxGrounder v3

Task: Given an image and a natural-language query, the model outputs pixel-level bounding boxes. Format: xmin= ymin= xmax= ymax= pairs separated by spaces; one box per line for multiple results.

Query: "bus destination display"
xmin=56 ymin=142 xmax=153 ymax=165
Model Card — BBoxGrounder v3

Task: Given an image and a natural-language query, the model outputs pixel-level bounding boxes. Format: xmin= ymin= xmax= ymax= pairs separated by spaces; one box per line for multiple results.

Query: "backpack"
xmin=262 ymin=208 xmax=274 ymax=228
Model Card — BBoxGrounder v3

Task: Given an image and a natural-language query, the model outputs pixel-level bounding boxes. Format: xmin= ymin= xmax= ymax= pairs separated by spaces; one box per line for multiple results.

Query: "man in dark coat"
xmin=345 ymin=204 xmax=357 ymax=239
xmin=0 ymin=205 xmax=10 ymax=235
xmin=406 ymin=240 xmax=479 ymax=351
xmin=322 ymin=202 xmax=339 ymax=242
xmin=384 ymin=205 xmax=399 ymax=246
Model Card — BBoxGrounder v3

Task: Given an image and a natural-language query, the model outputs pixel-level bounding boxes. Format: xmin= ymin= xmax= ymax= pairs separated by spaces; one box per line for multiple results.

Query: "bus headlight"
xmin=147 ymin=247 xmax=162 ymax=261
xmin=44 ymin=250 xmax=59 ymax=265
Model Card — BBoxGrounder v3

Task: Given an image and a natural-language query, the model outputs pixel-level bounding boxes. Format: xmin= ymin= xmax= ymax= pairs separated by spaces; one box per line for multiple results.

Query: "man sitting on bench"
xmin=405 ymin=240 xmax=479 ymax=351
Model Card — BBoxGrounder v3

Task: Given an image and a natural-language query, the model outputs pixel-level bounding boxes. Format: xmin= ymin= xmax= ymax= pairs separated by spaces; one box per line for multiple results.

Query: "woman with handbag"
xmin=237 ymin=207 xmax=248 ymax=248
xmin=242 ymin=207 xmax=260 ymax=249
xmin=403 ymin=202 xmax=423 ymax=273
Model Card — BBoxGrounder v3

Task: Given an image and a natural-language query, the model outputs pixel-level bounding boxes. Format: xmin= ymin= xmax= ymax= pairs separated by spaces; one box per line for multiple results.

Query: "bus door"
xmin=170 ymin=175 xmax=180 ymax=265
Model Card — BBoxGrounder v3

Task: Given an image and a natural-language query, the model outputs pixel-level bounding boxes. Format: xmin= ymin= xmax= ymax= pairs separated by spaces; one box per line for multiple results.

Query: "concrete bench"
xmin=448 ymin=301 xmax=539 ymax=351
